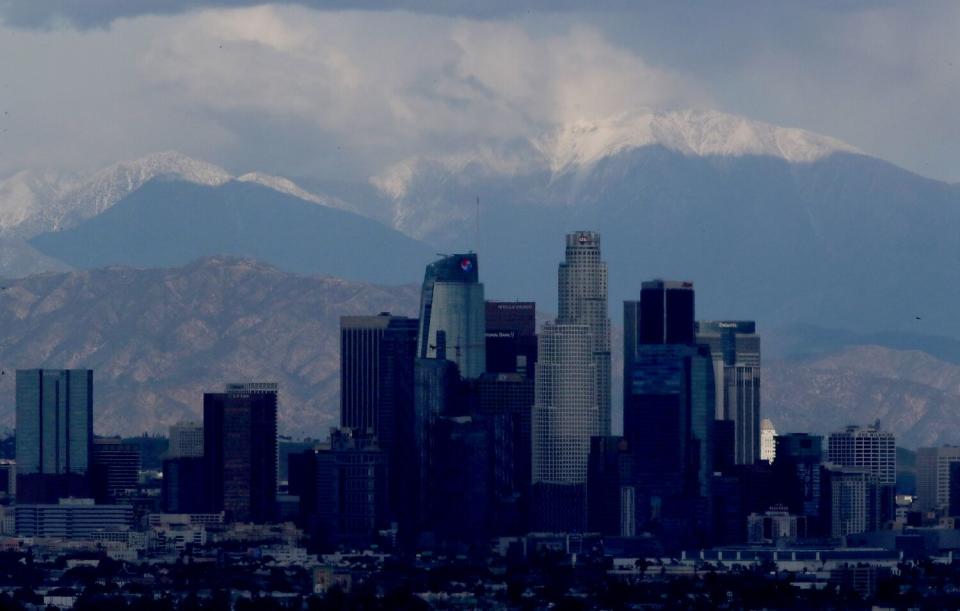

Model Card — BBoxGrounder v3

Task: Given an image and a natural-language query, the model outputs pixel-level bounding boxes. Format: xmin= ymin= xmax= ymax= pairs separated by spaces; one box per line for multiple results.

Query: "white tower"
xmin=557 ymin=231 xmax=611 ymax=435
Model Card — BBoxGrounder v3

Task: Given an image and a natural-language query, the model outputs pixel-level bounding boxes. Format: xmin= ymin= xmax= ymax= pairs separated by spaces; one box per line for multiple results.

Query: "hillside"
xmin=29 ymin=178 xmax=435 ymax=286
xmin=0 ymin=258 xmax=419 ymax=437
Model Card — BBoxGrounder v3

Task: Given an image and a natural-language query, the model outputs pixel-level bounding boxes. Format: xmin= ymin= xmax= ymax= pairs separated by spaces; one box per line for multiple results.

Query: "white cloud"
xmin=137 ymin=6 xmax=707 ymax=172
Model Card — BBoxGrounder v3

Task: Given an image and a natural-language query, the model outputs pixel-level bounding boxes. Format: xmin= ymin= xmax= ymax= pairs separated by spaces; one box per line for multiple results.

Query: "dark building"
xmin=91 ymin=437 xmax=141 ymax=502
xmin=712 ymin=419 xmax=736 ymax=475
xmin=621 ymin=281 xmax=715 ymax=550
xmin=0 ymin=461 xmax=14 ymax=499
xmin=478 ymin=372 xmax=534 ymax=535
xmin=773 ymin=433 xmax=824 ymax=531
xmin=340 ymin=313 xmax=418 ymax=442
xmin=204 ymin=383 xmax=278 ymax=523
xmin=950 ymin=462 xmax=960 ymax=517
xmin=587 ymin=436 xmax=634 ymax=536
xmin=407 ymin=356 xmax=461 ymax=542
xmin=623 ymin=281 xmax=695 ymax=416
xmin=712 ymin=462 xmax=776 ymax=545
xmin=15 ymin=369 xmax=94 ymax=503
xmin=626 ymin=343 xmax=715 ymax=549
xmin=635 ymin=280 xmax=695 ymax=346
xmin=430 ymin=415 xmax=492 ymax=544
xmin=162 ymin=457 xmax=208 ymax=513
xmin=696 ymin=321 xmax=762 ymax=465
xmin=298 ymin=429 xmax=389 ymax=550
xmin=485 ymin=301 xmax=537 ymax=378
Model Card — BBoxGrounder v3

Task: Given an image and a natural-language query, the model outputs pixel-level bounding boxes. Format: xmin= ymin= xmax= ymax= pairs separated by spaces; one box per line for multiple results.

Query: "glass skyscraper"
xmin=15 ymin=369 xmax=93 ymax=503
xmin=340 ymin=313 xmax=419 ymax=443
xmin=695 ymin=320 xmax=761 ymax=465
xmin=621 ymin=281 xmax=716 ymax=548
xmin=417 ymin=253 xmax=486 ymax=379
xmin=204 ymin=382 xmax=278 ymax=523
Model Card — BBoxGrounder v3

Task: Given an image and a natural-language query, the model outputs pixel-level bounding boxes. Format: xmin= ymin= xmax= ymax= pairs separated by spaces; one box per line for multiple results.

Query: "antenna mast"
xmin=475 ymin=195 xmax=480 ymax=253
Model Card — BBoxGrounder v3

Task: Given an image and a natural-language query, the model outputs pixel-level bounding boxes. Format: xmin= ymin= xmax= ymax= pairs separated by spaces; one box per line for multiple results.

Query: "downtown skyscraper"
xmin=417 ymin=253 xmax=486 ymax=379
xmin=15 ymin=369 xmax=94 ymax=503
xmin=557 ymin=231 xmax=611 ymax=435
xmin=531 ymin=231 xmax=608 ymax=531
xmin=622 ymin=280 xmax=716 ymax=548
xmin=204 ymin=382 xmax=279 ymax=523
xmin=695 ymin=321 xmax=761 ymax=465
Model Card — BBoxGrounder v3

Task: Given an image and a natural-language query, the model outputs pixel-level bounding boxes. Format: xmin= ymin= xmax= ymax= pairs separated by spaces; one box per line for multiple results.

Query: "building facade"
xmin=417 ymin=253 xmax=485 ymax=379
xmin=168 ymin=421 xmax=204 ymax=458
xmin=827 ymin=425 xmax=896 ymax=523
xmin=340 ymin=313 xmax=419 ymax=440
xmin=485 ymin=301 xmax=537 ymax=378
xmin=695 ymin=321 xmax=761 ymax=465
xmin=531 ymin=322 xmax=598 ymax=532
xmin=91 ymin=437 xmax=141 ymax=502
xmin=15 ymin=498 xmax=133 ymax=538
xmin=760 ymin=419 xmax=777 ymax=463
xmin=822 ymin=465 xmax=880 ymax=538
xmin=557 ymin=232 xmax=610 ymax=436
xmin=773 ymin=433 xmax=824 ymax=529
xmin=204 ymin=382 xmax=278 ymax=523
xmin=299 ymin=429 xmax=389 ymax=550
xmin=15 ymin=369 xmax=94 ymax=503
xmin=916 ymin=446 xmax=960 ymax=513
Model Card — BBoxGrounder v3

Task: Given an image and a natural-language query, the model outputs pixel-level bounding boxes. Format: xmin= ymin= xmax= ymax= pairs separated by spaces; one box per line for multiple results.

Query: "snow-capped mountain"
xmin=532 ymin=108 xmax=861 ymax=173
xmin=0 ymin=151 xmax=343 ymax=240
xmin=372 ymin=108 xmax=861 ymax=207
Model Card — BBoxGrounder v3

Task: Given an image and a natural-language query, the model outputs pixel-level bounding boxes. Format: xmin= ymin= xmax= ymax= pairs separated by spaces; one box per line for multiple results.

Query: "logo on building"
xmin=460 ymin=258 xmax=473 ymax=272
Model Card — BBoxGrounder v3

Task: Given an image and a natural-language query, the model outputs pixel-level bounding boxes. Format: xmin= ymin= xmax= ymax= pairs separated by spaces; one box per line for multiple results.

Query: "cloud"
xmin=0 ymin=0 xmax=635 ymax=30
xmin=133 ymin=6 xmax=705 ymax=174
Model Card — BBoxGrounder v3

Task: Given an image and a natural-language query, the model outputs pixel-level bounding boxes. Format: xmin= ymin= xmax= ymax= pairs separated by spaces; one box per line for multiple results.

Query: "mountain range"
xmin=0 ymin=257 xmax=418 ymax=438
xmin=1 ymin=107 xmax=959 ymax=443
xmin=0 ymin=256 xmax=953 ymax=446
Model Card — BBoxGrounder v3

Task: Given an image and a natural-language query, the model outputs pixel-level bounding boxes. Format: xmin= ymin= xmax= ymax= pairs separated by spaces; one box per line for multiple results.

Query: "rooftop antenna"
xmin=475 ymin=195 xmax=481 ymax=254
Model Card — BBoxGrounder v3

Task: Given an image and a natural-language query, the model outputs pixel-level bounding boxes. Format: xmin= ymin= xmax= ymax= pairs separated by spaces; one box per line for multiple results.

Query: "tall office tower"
xmin=821 ymin=464 xmax=880 ymax=538
xmin=168 ymin=421 xmax=204 ymax=458
xmin=479 ymin=371 xmax=535 ymax=535
xmin=638 ymin=280 xmax=695 ymax=345
xmin=417 ymin=253 xmax=485 ymax=379
xmin=623 ymin=280 xmax=716 ymax=548
xmin=297 ymin=429 xmax=389 ymax=550
xmin=531 ymin=322 xmax=598 ymax=532
xmin=624 ymin=281 xmax=695 ymax=425
xmin=696 ymin=321 xmax=761 ymax=465
xmin=15 ymin=369 xmax=94 ymax=503
xmin=204 ymin=382 xmax=278 ymax=523
xmin=827 ymin=424 xmax=896 ymax=524
xmin=485 ymin=301 xmax=538 ymax=378
xmin=558 ymin=232 xmax=611 ymax=435
xmin=773 ymin=434 xmax=824 ymax=529
xmin=340 ymin=313 xmax=419 ymax=440
xmin=407 ymin=356 xmax=461 ymax=541
xmin=90 ymin=437 xmax=141 ymax=502
xmin=916 ymin=446 xmax=960 ymax=512
xmin=626 ymin=343 xmax=715 ymax=547
xmin=760 ymin=419 xmax=777 ymax=463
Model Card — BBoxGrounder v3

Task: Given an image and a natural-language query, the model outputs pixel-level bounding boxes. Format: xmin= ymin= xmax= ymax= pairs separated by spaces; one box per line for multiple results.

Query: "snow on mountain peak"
xmin=0 ymin=152 xmax=339 ymax=238
xmin=237 ymin=172 xmax=324 ymax=204
xmin=534 ymin=109 xmax=861 ymax=174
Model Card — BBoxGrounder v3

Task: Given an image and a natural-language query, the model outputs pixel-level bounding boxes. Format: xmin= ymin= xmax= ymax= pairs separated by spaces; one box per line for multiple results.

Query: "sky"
xmin=0 ymin=1 xmax=957 ymax=182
